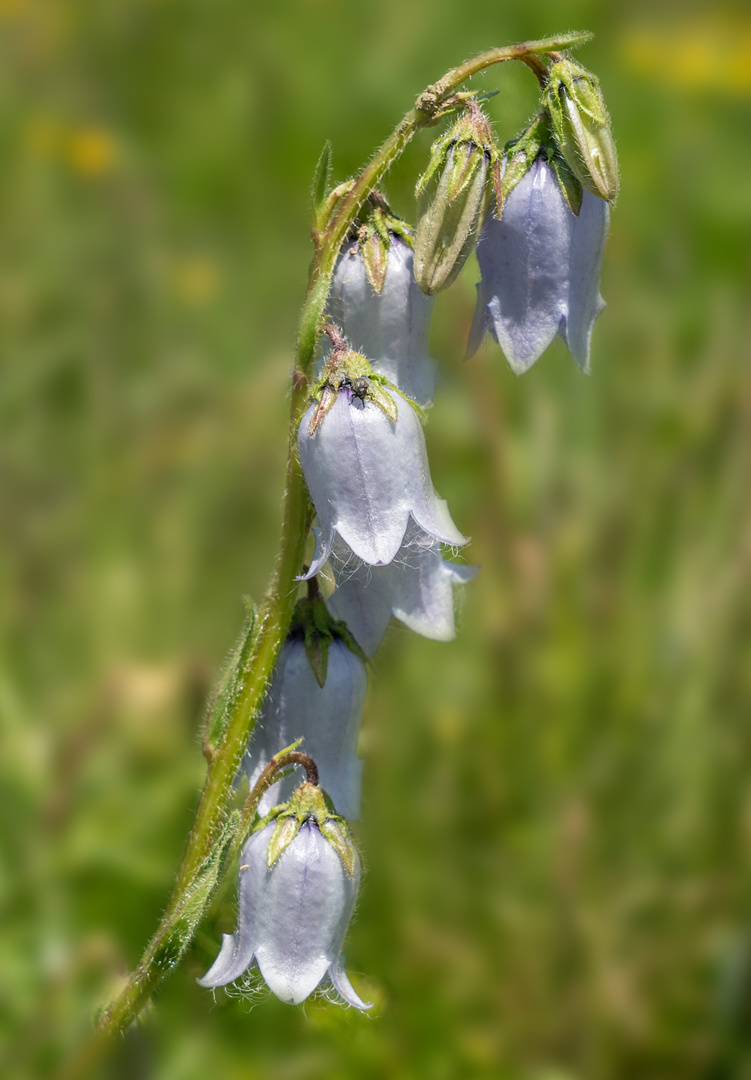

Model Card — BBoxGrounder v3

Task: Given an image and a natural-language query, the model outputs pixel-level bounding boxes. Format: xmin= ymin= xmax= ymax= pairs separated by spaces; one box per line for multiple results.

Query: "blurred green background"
xmin=2 ymin=0 xmax=751 ymax=1077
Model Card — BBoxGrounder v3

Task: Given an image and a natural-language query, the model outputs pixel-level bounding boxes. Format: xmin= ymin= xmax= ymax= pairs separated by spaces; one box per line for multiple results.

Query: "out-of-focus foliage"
xmin=1 ymin=1 xmax=751 ymax=1078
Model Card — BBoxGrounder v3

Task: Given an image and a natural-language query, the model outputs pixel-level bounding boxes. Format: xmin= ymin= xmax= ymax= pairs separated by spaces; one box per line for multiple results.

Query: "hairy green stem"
xmin=59 ymin=31 xmax=592 ymax=1079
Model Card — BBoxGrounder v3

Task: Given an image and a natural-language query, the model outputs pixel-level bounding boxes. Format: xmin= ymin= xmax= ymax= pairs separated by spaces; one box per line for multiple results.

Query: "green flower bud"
xmin=543 ymin=58 xmax=619 ymax=203
xmin=414 ymin=103 xmax=497 ymax=295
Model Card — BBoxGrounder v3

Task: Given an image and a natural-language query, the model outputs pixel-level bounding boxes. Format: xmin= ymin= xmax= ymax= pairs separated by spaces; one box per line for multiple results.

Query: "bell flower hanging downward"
xmin=326 ymin=526 xmax=478 ymax=657
xmin=325 ymin=200 xmax=438 ymax=407
xmin=467 ymin=154 xmax=609 ymax=374
xmin=198 ymin=782 xmax=371 ymax=1010
xmin=244 ymin=628 xmax=367 ymax=821
xmin=298 ymin=334 xmax=467 ymax=578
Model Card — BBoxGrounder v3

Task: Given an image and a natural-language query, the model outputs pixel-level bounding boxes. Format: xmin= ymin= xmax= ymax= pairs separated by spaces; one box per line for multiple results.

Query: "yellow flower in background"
xmin=623 ymin=14 xmax=751 ymax=96
xmin=67 ymin=127 xmax=119 ymax=177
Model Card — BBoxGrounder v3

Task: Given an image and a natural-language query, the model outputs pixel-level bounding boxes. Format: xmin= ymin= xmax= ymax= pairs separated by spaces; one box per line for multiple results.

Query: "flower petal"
xmin=298 ymin=389 xmax=466 ymax=569
xmin=329 ymin=955 xmax=373 ymax=1010
xmin=474 ymin=157 xmax=573 ymax=374
xmin=560 ymin=189 xmax=609 ymax=372
xmin=254 ymin=821 xmax=360 ymax=1005
xmin=328 ymin=237 xmax=438 ymax=406
xmin=196 ymin=826 xmax=270 ymax=987
xmin=245 ymin=639 xmax=367 ymax=820
xmin=327 ymin=526 xmax=478 ymax=656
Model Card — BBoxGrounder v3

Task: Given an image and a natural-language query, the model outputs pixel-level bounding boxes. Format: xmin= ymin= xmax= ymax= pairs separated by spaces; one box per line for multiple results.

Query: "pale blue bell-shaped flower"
xmin=326 ymin=526 xmax=478 ymax=657
xmin=298 ymin=386 xmax=467 ymax=578
xmin=327 ymin=236 xmax=438 ymax=407
xmin=198 ymin=819 xmax=370 ymax=1009
xmin=244 ymin=637 xmax=366 ymax=821
xmin=467 ymin=155 xmax=609 ymax=374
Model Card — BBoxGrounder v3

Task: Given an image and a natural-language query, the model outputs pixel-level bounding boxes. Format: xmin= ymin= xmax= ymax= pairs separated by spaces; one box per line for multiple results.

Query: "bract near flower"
xmin=244 ymin=637 xmax=366 ymax=820
xmin=198 ymin=813 xmax=370 ymax=1010
xmin=328 ymin=236 xmax=438 ymax=407
xmin=326 ymin=526 xmax=478 ymax=657
xmin=298 ymin=386 xmax=467 ymax=578
xmin=467 ymin=155 xmax=609 ymax=374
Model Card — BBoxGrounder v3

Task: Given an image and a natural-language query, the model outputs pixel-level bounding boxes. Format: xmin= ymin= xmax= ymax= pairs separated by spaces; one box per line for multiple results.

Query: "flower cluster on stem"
xmin=63 ymin=32 xmax=617 ymax=1076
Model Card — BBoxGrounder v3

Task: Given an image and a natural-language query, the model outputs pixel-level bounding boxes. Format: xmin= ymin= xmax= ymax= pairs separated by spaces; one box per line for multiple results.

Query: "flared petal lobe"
xmin=198 ymin=820 xmax=370 ymax=1009
xmin=328 ymin=238 xmax=438 ymax=406
xmin=244 ymin=639 xmax=367 ymax=820
xmin=560 ymin=189 xmax=608 ymax=371
xmin=468 ymin=157 xmax=609 ymax=374
xmin=327 ymin=527 xmax=478 ymax=657
xmin=298 ymin=388 xmax=467 ymax=576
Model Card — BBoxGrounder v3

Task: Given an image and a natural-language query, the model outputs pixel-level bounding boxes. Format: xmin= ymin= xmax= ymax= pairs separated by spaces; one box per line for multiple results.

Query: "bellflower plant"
xmin=199 ymin=783 xmax=371 ymax=1009
xmin=74 ymin=33 xmax=618 ymax=1068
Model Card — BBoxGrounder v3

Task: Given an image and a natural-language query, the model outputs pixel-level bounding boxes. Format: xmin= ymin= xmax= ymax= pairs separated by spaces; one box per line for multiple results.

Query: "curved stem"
xmin=59 ymin=31 xmax=593 ymax=1080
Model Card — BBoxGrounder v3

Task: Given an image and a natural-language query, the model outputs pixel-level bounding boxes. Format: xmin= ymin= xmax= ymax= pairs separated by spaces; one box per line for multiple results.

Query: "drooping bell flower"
xmin=326 ymin=525 xmax=478 ymax=657
xmin=244 ymin=633 xmax=367 ymax=822
xmin=326 ymin=198 xmax=438 ymax=407
xmin=198 ymin=783 xmax=371 ymax=1010
xmin=298 ymin=334 xmax=467 ymax=578
xmin=467 ymin=154 xmax=609 ymax=374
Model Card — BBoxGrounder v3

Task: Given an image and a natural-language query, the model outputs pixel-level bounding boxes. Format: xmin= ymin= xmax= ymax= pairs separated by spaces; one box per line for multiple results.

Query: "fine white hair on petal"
xmin=298 ymin=388 xmax=466 ymax=577
xmin=244 ymin=638 xmax=366 ymax=820
xmin=325 ymin=236 xmax=438 ymax=407
xmin=327 ymin=526 xmax=479 ymax=657
xmin=329 ymin=955 xmax=373 ymax=1010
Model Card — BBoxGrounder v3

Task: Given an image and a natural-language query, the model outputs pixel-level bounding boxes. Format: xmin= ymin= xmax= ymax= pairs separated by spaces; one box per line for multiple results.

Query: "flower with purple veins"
xmin=467 ymin=154 xmax=609 ymax=374
xmin=326 ymin=525 xmax=478 ymax=657
xmin=198 ymin=783 xmax=370 ymax=1010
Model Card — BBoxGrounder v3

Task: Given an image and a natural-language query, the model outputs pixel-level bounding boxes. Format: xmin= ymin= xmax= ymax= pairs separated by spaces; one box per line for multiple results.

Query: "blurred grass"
xmin=1 ymin=1 xmax=751 ymax=1078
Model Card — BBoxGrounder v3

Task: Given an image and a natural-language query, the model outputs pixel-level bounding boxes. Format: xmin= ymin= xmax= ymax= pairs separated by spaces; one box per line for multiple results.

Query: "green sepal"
xmin=497 ymin=113 xmax=583 ymax=218
xmin=290 ymin=591 xmax=367 ymax=688
xmin=202 ymin=598 xmax=257 ymax=758
xmin=311 ymin=140 xmax=333 ymax=232
xmin=262 ymin=782 xmax=359 ymax=877
xmin=350 ymin=194 xmax=414 ymax=295
xmin=548 ymin=152 xmax=583 ymax=216
xmin=266 ymin=814 xmax=302 ymax=867
xmin=319 ymin=817 xmax=358 ymax=877
xmin=308 ymin=347 xmax=409 ymax=435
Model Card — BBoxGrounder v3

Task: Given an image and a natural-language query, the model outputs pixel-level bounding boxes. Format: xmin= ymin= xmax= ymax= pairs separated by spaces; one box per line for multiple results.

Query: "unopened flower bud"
xmin=543 ymin=58 xmax=619 ymax=203
xmin=198 ymin=783 xmax=370 ymax=1009
xmin=414 ymin=105 xmax=496 ymax=295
